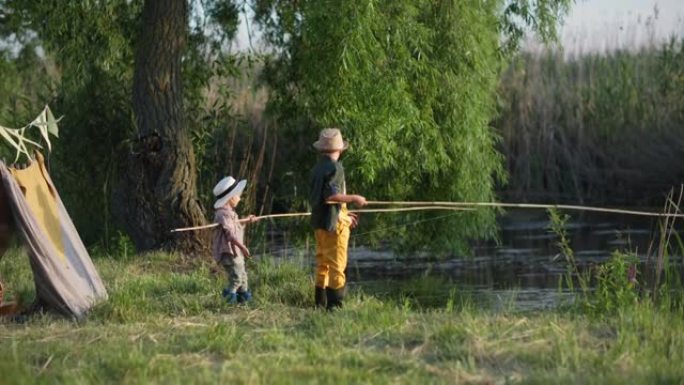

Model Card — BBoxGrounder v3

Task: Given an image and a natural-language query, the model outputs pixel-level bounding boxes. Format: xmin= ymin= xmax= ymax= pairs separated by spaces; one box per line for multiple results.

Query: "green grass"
xmin=1 ymin=250 xmax=683 ymax=384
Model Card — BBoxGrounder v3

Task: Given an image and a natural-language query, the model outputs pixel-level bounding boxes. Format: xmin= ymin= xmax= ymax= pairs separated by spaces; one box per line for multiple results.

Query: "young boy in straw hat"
xmin=309 ymin=128 xmax=367 ymax=310
xmin=212 ymin=176 xmax=259 ymax=304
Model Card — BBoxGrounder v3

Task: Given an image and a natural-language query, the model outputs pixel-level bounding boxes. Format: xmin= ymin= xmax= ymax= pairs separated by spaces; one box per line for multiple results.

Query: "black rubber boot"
xmin=315 ymin=286 xmax=327 ymax=308
xmin=325 ymin=286 xmax=345 ymax=311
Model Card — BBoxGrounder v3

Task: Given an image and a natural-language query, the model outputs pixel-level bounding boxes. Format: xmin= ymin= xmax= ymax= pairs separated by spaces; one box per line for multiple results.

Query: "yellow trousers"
xmin=314 ymin=207 xmax=351 ymax=290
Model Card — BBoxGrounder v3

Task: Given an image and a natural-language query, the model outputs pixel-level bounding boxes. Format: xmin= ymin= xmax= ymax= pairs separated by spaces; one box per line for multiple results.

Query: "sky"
xmin=233 ymin=0 xmax=684 ymax=53
xmin=558 ymin=0 xmax=684 ymax=53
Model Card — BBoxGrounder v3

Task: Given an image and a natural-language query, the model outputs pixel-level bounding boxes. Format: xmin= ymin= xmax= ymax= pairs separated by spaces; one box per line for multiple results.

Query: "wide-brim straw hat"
xmin=313 ymin=128 xmax=349 ymax=152
xmin=213 ymin=176 xmax=247 ymax=209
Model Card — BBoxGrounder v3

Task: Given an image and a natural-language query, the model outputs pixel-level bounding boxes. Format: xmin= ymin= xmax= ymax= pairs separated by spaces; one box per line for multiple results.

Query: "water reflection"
xmin=350 ymin=209 xmax=682 ymax=284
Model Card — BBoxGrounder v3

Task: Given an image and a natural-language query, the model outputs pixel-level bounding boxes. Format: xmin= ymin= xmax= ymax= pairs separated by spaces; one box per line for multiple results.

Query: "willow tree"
xmin=0 ymin=0 xmax=241 ymax=253
xmin=255 ymin=0 xmax=570 ymax=251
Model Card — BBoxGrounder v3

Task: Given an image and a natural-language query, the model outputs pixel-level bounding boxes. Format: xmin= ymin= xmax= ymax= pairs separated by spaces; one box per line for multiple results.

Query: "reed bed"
xmin=496 ymin=38 xmax=684 ymax=205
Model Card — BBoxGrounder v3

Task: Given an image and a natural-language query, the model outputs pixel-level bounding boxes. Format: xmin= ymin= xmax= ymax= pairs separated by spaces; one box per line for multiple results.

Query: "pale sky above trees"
xmin=230 ymin=0 xmax=684 ymax=54
xmin=559 ymin=0 xmax=683 ymax=53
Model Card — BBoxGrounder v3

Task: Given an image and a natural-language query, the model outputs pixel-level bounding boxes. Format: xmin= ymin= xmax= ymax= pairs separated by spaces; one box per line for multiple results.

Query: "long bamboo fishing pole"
xmin=365 ymin=200 xmax=684 ymax=218
xmin=170 ymin=199 xmax=682 ymax=233
xmin=169 ymin=206 xmax=472 ymax=233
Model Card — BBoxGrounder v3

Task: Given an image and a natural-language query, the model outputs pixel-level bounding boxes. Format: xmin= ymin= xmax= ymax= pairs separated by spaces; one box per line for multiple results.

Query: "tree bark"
xmin=116 ymin=0 xmax=208 ymax=254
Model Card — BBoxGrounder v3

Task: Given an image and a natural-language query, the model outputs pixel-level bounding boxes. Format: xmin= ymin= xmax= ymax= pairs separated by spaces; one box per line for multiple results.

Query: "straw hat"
xmin=312 ymin=128 xmax=349 ymax=152
xmin=213 ymin=176 xmax=247 ymax=209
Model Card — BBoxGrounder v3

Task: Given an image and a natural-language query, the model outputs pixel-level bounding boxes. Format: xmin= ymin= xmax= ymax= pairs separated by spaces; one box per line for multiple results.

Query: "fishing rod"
xmin=365 ymin=201 xmax=684 ymax=219
xmin=169 ymin=206 xmax=472 ymax=233
xmin=170 ymin=199 xmax=682 ymax=233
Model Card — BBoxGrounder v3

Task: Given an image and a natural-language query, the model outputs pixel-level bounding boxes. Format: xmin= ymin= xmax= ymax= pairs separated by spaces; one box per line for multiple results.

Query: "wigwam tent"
xmin=0 ymin=107 xmax=107 ymax=319
xmin=0 ymin=152 xmax=107 ymax=318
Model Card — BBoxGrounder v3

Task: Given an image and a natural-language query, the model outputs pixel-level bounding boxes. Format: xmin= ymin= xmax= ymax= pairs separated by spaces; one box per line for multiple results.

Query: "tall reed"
xmin=496 ymin=37 xmax=684 ymax=205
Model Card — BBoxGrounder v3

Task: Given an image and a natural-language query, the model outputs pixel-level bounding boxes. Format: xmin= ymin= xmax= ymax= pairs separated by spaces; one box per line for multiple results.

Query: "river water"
xmin=259 ymin=209 xmax=683 ymax=311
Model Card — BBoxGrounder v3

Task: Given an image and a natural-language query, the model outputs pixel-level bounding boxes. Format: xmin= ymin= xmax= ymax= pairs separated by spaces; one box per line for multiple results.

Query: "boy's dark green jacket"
xmin=309 ymin=156 xmax=346 ymax=231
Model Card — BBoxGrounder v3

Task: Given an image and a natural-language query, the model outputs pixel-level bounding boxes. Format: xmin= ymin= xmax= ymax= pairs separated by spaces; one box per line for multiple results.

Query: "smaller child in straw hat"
xmin=212 ymin=176 xmax=259 ymax=304
xmin=309 ymin=128 xmax=367 ymax=310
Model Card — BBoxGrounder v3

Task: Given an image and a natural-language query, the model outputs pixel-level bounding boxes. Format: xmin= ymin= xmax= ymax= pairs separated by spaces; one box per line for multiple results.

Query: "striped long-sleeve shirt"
xmin=212 ymin=205 xmax=245 ymax=262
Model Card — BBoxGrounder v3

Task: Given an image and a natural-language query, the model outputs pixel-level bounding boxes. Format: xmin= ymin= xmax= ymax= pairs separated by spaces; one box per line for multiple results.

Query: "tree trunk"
xmin=115 ymin=0 xmax=208 ymax=254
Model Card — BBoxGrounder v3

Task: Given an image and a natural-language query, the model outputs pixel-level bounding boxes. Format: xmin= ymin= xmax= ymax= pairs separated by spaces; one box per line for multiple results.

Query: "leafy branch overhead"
xmin=0 ymin=105 xmax=60 ymax=162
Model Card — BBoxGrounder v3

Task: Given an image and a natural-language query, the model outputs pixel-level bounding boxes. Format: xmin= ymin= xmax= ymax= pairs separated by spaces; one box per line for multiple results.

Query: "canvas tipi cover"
xmin=0 ymin=152 xmax=107 ymax=318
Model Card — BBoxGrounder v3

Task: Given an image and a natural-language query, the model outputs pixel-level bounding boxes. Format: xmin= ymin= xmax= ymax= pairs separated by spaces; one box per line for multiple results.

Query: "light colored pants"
xmin=221 ymin=253 xmax=248 ymax=293
xmin=314 ymin=207 xmax=351 ymax=290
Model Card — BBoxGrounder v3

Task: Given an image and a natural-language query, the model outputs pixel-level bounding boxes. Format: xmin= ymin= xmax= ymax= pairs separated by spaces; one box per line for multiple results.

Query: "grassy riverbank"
xmin=1 ymin=250 xmax=683 ymax=384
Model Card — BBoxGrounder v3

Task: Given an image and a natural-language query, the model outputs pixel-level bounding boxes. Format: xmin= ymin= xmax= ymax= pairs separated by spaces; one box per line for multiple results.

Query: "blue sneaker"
xmin=237 ymin=290 xmax=253 ymax=304
xmin=224 ymin=292 xmax=238 ymax=305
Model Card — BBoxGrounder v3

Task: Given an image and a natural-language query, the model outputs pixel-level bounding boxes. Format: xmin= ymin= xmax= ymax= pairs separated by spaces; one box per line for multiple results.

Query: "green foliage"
xmin=548 ymin=207 xmax=684 ymax=318
xmin=547 ymin=209 xmax=641 ymax=315
xmin=547 ymin=208 xmax=589 ymax=295
xmin=499 ymin=0 xmax=572 ymax=53
xmin=591 ymin=251 xmax=639 ymax=317
xmin=0 ymin=1 xmax=143 ymax=244
xmin=252 ymin=0 xmax=572 ymax=251
xmin=256 ymin=0 xmax=505 ymax=251
xmin=0 ymin=0 xmax=572 ymax=251
xmin=0 ymin=43 xmax=56 ymax=156
xmin=0 ymin=54 xmax=57 ymax=146
xmin=0 ymin=1 xmax=247 ymax=247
